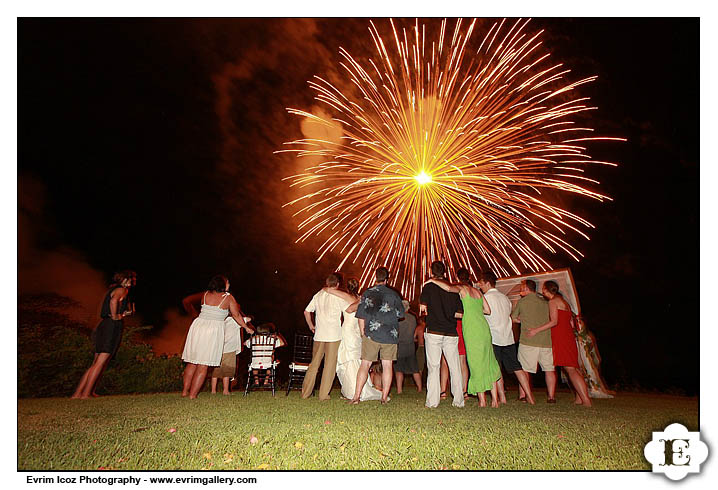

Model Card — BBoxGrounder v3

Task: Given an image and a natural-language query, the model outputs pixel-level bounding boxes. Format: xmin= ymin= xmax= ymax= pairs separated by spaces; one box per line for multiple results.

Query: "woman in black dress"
xmin=71 ymin=271 xmax=134 ymax=399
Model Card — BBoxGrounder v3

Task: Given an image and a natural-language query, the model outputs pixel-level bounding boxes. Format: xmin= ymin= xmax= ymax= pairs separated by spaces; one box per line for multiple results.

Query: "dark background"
xmin=18 ymin=18 xmax=699 ymax=394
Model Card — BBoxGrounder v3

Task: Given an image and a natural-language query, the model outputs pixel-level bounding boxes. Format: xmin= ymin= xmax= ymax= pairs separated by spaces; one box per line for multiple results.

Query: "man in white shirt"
xmin=301 ymin=273 xmax=351 ymax=400
xmin=477 ymin=271 xmax=535 ymax=405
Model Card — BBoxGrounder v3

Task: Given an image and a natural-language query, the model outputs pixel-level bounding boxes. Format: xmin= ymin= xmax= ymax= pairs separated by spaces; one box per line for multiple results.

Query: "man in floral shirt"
xmin=349 ymin=266 xmax=404 ymax=405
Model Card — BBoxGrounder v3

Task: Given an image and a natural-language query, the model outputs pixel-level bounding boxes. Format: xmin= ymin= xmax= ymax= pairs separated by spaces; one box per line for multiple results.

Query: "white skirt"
xmin=182 ymin=317 xmax=225 ymax=366
xmin=337 ymin=359 xmax=383 ymax=401
xmin=336 ymin=313 xmax=382 ymax=401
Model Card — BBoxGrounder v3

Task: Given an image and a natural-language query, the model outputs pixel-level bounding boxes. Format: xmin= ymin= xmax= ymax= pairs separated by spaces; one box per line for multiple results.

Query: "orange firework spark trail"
xmin=277 ymin=18 xmax=624 ymax=300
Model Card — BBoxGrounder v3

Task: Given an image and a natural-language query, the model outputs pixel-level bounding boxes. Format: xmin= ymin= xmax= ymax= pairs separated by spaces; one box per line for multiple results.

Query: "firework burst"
xmin=278 ymin=18 xmax=624 ymax=299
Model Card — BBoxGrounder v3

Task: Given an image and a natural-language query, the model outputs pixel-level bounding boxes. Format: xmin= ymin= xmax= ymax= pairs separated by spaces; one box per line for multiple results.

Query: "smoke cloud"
xmin=18 ymin=175 xmax=107 ymax=326
xmin=147 ymin=308 xmax=188 ymax=356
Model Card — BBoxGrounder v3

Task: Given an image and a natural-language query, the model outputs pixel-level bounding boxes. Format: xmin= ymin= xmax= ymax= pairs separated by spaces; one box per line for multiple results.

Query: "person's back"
xmin=398 ymin=311 xmax=417 ymax=345
xmin=307 ymin=289 xmax=348 ymax=341
xmin=478 ymin=271 xmax=536 ymax=404
xmin=420 ymin=282 xmax=462 ymax=335
xmin=459 ymin=293 xmax=485 ymax=325
xmin=514 ymin=293 xmax=550 ymax=348
xmin=358 ymin=284 xmax=403 ymax=342
xmin=302 ymin=273 xmax=350 ymax=400
xmin=419 ymin=261 xmax=465 ymax=408
xmin=483 ymin=288 xmax=514 ymax=346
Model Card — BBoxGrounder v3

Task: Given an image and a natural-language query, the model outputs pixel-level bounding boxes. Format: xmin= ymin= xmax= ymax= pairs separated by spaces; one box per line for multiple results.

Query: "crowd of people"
xmin=72 ymin=264 xmax=592 ymax=408
xmin=300 ymin=261 xmax=592 ymax=408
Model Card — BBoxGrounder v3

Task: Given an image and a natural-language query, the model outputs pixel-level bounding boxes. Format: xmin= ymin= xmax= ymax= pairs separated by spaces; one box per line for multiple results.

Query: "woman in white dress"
xmin=326 ymin=278 xmax=382 ymax=401
xmin=181 ymin=275 xmax=253 ymax=399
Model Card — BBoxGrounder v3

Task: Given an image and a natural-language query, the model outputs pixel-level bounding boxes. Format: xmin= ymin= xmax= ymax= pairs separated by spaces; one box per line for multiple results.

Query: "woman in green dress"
xmin=425 ymin=268 xmax=501 ymax=407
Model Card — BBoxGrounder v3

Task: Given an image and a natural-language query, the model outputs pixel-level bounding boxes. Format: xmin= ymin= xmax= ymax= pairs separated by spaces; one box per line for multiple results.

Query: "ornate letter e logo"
xmin=644 ymin=423 xmax=708 ymax=481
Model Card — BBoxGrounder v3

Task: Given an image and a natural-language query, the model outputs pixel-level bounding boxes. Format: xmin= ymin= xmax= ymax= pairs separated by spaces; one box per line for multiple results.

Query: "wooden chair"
xmin=286 ymin=333 xmax=313 ymax=395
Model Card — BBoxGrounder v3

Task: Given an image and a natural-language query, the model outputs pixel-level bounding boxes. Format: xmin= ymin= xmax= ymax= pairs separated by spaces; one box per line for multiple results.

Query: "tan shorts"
xmin=518 ymin=344 xmax=554 ymax=374
xmin=210 ymin=352 xmax=237 ymax=379
xmin=361 ymin=336 xmax=397 ymax=361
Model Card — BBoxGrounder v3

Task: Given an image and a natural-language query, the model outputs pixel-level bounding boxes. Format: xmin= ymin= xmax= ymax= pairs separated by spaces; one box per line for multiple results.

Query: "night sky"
xmin=18 ymin=18 xmax=699 ymax=394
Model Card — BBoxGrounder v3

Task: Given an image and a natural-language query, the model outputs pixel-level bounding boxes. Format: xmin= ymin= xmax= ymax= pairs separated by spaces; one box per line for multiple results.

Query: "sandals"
xmin=518 ymin=396 xmax=528 ymax=403
xmin=440 ymin=391 xmax=447 ymax=400
xmin=547 ymin=398 xmax=557 ymax=404
xmin=463 ymin=392 xmax=470 ymax=400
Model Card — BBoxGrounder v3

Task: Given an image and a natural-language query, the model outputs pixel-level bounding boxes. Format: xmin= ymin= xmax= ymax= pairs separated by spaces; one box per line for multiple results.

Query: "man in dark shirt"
xmin=349 ymin=266 xmax=404 ymax=405
xmin=420 ymin=261 xmax=464 ymax=408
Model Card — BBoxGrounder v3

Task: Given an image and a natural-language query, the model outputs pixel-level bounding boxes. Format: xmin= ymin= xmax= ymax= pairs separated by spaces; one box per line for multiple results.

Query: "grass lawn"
xmin=18 ymin=389 xmax=698 ymax=471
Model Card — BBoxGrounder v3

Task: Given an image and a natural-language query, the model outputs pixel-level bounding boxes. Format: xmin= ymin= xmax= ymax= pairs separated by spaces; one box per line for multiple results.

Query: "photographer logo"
xmin=644 ymin=423 xmax=708 ymax=481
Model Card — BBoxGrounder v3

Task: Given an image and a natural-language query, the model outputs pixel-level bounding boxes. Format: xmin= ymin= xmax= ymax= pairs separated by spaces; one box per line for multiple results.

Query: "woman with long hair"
xmin=526 ymin=280 xmax=592 ymax=407
xmin=71 ymin=271 xmax=135 ymax=399
xmin=181 ymin=275 xmax=253 ymax=399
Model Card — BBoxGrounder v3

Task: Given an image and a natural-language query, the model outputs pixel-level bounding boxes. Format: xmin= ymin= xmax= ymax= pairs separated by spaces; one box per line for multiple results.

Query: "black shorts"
xmin=492 ymin=343 xmax=522 ymax=373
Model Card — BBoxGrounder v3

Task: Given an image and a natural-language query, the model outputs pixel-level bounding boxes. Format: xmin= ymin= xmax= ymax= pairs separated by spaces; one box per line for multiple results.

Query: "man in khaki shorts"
xmin=348 ymin=266 xmax=404 ymax=405
xmin=511 ymin=279 xmax=556 ymax=403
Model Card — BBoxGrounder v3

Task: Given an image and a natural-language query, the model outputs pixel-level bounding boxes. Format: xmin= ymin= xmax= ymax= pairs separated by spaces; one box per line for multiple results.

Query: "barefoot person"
xmin=511 ymin=279 xmax=557 ymax=403
xmin=71 ymin=271 xmax=134 ymax=399
xmin=395 ymin=300 xmax=422 ymax=394
xmin=349 ymin=266 xmax=403 ymax=405
xmin=325 ymin=278 xmax=383 ymax=401
xmin=426 ymin=268 xmax=500 ymax=407
xmin=209 ymin=317 xmax=246 ymax=395
xmin=181 ymin=275 xmax=253 ymax=399
xmin=527 ymin=281 xmax=592 ymax=407
xmin=476 ymin=271 xmax=536 ymax=405
xmin=183 ymin=292 xmax=252 ymax=395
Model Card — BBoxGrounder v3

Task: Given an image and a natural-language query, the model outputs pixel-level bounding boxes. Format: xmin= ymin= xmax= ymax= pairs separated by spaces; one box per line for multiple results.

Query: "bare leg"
xmin=513 ymin=370 xmax=535 ymax=404
xmin=395 ymin=372 xmax=404 ymax=394
xmin=563 ymin=372 xmax=579 ymax=402
xmin=490 ymin=381 xmax=499 ymax=408
xmin=350 ymin=360 xmax=372 ymax=403
xmin=478 ymin=392 xmax=487 ymax=407
xmin=222 ymin=377 xmax=231 ymax=395
xmin=496 ymin=376 xmax=506 ymax=404
xmin=565 ymin=367 xmax=592 ymax=407
xmin=380 ymin=359 xmax=393 ymax=403
xmin=412 ymin=372 xmax=423 ymax=392
xmin=545 ymin=370 xmax=557 ymax=401
xmin=374 ymin=369 xmax=384 ymax=390
xmin=74 ymin=353 xmax=111 ymax=399
xmin=519 ymin=374 xmax=532 ymax=400
xmin=460 ymin=355 xmax=469 ymax=396
xmin=189 ymin=365 xmax=209 ymax=399
xmin=211 ymin=377 xmax=218 ymax=394
xmin=182 ymin=364 xmax=197 ymax=397
xmin=90 ymin=354 xmax=108 ymax=397
xmin=440 ymin=355 xmax=448 ymax=397
xmin=71 ymin=353 xmax=99 ymax=398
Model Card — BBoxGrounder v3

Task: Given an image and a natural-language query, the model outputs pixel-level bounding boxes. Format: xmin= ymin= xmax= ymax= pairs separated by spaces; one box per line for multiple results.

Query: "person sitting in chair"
xmin=245 ymin=323 xmax=286 ymax=386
